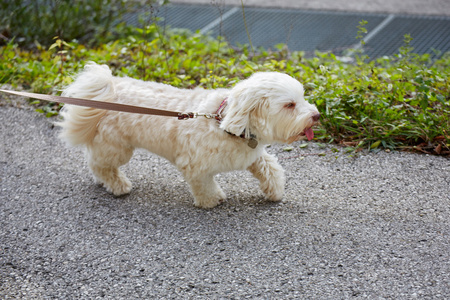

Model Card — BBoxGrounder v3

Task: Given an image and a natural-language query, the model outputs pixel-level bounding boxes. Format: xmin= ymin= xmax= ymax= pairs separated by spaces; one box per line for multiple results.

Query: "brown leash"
xmin=0 ymin=89 xmax=222 ymax=120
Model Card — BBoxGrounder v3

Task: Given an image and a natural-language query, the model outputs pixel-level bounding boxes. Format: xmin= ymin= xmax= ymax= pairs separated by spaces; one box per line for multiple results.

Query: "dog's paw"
xmin=265 ymin=190 xmax=284 ymax=202
xmin=194 ymin=190 xmax=226 ymax=209
xmin=194 ymin=199 xmax=220 ymax=209
xmin=106 ymin=177 xmax=132 ymax=196
xmin=263 ymin=181 xmax=285 ymax=202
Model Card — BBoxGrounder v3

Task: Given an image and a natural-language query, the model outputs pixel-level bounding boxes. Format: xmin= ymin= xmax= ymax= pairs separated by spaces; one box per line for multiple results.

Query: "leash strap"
xmin=0 ymin=89 xmax=201 ymax=120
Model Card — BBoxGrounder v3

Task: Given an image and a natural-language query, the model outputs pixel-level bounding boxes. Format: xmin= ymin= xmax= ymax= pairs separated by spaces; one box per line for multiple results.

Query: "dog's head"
xmin=220 ymin=72 xmax=320 ymax=145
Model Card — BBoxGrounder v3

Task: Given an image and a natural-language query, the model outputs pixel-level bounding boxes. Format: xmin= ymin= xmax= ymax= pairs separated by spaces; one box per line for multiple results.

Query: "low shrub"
xmin=0 ymin=0 xmax=156 ymax=47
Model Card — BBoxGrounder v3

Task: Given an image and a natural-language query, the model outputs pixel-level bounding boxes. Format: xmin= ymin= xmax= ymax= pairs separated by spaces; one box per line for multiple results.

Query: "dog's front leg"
xmin=247 ymin=151 xmax=285 ymax=202
xmin=187 ymin=175 xmax=226 ymax=209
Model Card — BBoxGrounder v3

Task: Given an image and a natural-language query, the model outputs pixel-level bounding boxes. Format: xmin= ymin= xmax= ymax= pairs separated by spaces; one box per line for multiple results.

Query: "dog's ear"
xmin=219 ymin=83 xmax=264 ymax=138
xmin=219 ymin=93 xmax=246 ymax=137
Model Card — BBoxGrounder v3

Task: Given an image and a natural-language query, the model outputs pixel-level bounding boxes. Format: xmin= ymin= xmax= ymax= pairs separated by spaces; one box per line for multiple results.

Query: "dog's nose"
xmin=312 ymin=112 xmax=321 ymax=122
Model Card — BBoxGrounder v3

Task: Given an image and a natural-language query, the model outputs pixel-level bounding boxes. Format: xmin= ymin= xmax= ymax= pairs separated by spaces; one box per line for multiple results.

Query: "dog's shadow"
xmin=89 ymin=179 xmax=280 ymax=212
xmin=223 ymin=193 xmax=282 ymax=209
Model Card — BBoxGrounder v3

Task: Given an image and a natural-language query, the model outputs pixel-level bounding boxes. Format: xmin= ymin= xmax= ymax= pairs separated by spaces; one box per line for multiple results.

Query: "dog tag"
xmin=248 ymin=138 xmax=258 ymax=149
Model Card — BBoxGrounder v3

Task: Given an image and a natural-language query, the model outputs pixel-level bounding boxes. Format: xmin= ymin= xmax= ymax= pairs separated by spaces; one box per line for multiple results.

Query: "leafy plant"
xmin=0 ymin=0 xmax=157 ymax=47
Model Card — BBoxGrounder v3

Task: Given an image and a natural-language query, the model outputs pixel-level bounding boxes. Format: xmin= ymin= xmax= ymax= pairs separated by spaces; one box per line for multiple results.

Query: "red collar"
xmin=215 ymin=98 xmax=227 ymax=122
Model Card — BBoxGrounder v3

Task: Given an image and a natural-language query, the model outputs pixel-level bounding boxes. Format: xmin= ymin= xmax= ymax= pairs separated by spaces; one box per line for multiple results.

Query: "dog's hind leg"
xmin=247 ymin=151 xmax=285 ymax=202
xmin=86 ymin=142 xmax=134 ymax=196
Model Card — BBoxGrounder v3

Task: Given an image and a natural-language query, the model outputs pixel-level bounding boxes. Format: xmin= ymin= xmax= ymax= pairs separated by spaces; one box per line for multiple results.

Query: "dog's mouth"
xmin=287 ymin=127 xmax=315 ymax=144
xmin=300 ymin=127 xmax=315 ymax=141
xmin=287 ymin=112 xmax=320 ymax=144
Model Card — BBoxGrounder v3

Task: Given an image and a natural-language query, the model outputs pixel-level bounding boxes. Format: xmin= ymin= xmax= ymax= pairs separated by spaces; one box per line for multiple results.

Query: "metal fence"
xmin=125 ymin=3 xmax=450 ymax=58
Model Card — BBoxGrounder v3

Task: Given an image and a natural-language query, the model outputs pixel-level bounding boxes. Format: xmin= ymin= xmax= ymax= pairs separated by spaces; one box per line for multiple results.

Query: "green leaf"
xmin=46 ymin=111 xmax=58 ymax=118
xmin=370 ymin=140 xmax=381 ymax=149
xmin=436 ymin=94 xmax=445 ymax=104
xmin=48 ymin=43 xmax=58 ymax=51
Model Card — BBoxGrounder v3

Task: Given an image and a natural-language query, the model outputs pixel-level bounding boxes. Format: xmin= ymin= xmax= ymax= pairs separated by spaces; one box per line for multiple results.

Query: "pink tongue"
xmin=305 ymin=128 xmax=314 ymax=141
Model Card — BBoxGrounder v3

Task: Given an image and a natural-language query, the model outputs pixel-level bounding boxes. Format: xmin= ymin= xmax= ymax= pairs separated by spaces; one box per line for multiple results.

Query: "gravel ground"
xmin=1 ymin=105 xmax=449 ymax=299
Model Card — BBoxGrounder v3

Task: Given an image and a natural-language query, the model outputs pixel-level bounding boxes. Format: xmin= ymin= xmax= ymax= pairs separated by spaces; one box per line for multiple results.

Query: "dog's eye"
xmin=284 ymin=102 xmax=296 ymax=109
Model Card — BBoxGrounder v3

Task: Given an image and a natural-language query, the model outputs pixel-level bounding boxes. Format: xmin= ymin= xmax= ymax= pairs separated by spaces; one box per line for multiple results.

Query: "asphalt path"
xmin=1 ymin=103 xmax=449 ymax=298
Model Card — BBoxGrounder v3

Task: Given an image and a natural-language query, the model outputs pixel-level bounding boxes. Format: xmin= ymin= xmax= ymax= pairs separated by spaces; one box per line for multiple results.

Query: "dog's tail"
xmin=56 ymin=62 xmax=115 ymax=146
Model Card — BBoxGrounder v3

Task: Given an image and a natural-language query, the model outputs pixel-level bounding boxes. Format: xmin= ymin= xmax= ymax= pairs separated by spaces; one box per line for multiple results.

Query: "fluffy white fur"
xmin=57 ymin=62 xmax=320 ymax=208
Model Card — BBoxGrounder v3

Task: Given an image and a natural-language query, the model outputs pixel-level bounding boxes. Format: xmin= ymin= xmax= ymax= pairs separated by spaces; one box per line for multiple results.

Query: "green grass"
xmin=1 ymin=24 xmax=449 ymax=155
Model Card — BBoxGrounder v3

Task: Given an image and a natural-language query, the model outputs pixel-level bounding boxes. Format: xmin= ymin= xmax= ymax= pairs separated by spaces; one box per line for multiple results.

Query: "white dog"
xmin=57 ymin=62 xmax=320 ymax=208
